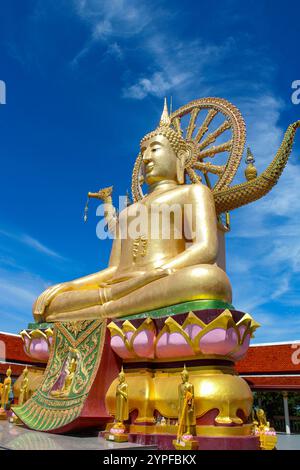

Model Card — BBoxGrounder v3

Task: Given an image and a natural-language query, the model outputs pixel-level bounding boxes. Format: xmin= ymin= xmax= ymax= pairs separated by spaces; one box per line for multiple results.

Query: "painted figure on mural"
xmin=51 ymin=357 xmax=77 ymax=398
xmin=30 ymin=97 xmax=300 ymax=324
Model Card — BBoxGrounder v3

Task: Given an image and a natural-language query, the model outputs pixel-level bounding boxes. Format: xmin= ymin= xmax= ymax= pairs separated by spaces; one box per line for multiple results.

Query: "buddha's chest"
xmin=118 ymin=192 xmax=184 ymax=240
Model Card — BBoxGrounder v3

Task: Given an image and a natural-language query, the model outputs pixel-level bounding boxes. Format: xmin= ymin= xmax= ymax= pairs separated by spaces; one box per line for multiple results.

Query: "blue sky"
xmin=0 ymin=0 xmax=299 ymax=341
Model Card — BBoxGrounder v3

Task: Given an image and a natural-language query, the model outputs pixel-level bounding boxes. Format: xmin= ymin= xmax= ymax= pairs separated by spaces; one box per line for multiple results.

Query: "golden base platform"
xmin=0 ymin=409 xmax=8 ymax=420
xmin=173 ymin=439 xmax=198 ymax=450
xmin=104 ymin=431 xmax=129 ymax=443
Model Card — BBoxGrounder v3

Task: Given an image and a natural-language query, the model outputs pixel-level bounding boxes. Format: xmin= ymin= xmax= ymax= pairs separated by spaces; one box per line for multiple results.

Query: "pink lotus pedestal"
xmin=105 ymin=306 xmax=261 ymax=450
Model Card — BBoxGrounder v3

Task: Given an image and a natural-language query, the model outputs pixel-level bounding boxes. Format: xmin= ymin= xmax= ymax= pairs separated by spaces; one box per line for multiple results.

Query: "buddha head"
xmin=181 ymin=364 xmax=189 ymax=383
xmin=140 ymin=99 xmax=193 ymax=185
xmin=118 ymin=366 xmax=126 ymax=383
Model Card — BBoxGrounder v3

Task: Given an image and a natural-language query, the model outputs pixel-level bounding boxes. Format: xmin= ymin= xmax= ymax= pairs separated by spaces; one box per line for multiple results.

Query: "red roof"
xmin=243 ymin=375 xmax=300 ymax=390
xmin=0 ymin=332 xmax=30 ymax=363
xmin=236 ymin=343 xmax=300 ymax=374
xmin=0 ymin=332 xmax=42 ymax=365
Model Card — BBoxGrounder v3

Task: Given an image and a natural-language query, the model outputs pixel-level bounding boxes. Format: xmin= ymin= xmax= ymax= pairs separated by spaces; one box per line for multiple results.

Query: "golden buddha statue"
xmin=1 ymin=367 xmax=12 ymax=410
xmin=33 ymin=100 xmax=232 ymax=323
xmin=256 ymin=408 xmax=270 ymax=431
xmin=106 ymin=367 xmax=129 ymax=441
xmin=50 ymin=356 xmax=77 ymax=398
xmin=31 ymin=97 xmax=299 ymax=324
xmin=19 ymin=367 xmax=29 ymax=406
xmin=177 ymin=365 xmax=196 ymax=436
xmin=115 ymin=367 xmax=129 ymax=424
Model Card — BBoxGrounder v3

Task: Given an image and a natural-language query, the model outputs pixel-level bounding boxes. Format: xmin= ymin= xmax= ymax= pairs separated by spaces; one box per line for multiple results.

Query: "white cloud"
xmin=123 ymin=71 xmax=190 ymax=100
xmin=123 ymin=37 xmax=234 ymax=100
xmin=0 ymin=229 xmax=65 ymax=259
xmin=21 ymin=234 xmax=64 ymax=259
xmin=222 ymin=91 xmax=300 ymax=340
xmin=70 ymin=0 xmax=235 ymax=100
xmin=70 ymin=0 xmax=151 ymax=66
xmin=105 ymin=42 xmax=123 ymax=60
xmin=74 ymin=0 xmax=150 ymax=38
xmin=0 ymin=269 xmax=51 ymax=318
xmin=252 ymin=310 xmax=300 ymax=343
xmin=236 ymin=94 xmax=283 ymax=164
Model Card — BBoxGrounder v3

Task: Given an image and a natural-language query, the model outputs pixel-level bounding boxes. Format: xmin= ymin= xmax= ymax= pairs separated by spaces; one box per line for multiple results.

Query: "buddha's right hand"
xmin=33 ymin=283 xmax=72 ymax=321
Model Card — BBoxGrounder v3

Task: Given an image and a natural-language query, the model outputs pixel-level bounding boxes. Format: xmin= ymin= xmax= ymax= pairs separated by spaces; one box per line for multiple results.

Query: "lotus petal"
xmin=199 ymin=327 xmax=238 ymax=355
xmin=156 ymin=332 xmax=195 ymax=358
xmin=111 ymin=335 xmax=135 ymax=359
xmin=132 ymin=329 xmax=155 ymax=358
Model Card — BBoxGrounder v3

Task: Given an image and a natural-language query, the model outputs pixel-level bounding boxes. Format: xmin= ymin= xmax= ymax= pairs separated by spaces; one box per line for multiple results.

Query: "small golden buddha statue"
xmin=106 ymin=367 xmax=129 ymax=442
xmin=32 ymin=100 xmax=231 ymax=323
xmin=0 ymin=367 xmax=12 ymax=418
xmin=115 ymin=367 xmax=129 ymax=424
xmin=178 ymin=365 xmax=196 ymax=436
xmin=256 ymin=408 xmax=270 ymax=431
xmin=173 ymin=365 xmax=198 ymax=450
xmin=18 ymin=367 xmax=29 ymax=406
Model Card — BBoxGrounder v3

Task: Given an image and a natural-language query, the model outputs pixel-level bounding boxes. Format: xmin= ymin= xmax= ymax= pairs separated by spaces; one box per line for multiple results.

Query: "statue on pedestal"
xmin=253 ymin=408 xmax=277 ymax=450
xmin=115 ymin=367 xmax=129 ymax=424
xmin=16 ymin=95 xmax=299 ymax=445
xmin=105 ymin=367 xmax=129 ymax=442
xmin=10 ymin=366 xmax=30 ymax=425
xmin=0 ymin=367 xmax=12 ymax=419
xmin=30 ymin=98 xmax=299 ymax=326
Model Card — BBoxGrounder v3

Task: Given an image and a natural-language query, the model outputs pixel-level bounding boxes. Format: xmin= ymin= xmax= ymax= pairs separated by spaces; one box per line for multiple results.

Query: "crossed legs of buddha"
xmin=45 ymin=264 xmax=232 ymax=322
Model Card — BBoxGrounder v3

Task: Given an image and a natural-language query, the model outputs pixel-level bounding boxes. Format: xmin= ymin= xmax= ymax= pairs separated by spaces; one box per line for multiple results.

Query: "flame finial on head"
xmin=159 ymin=97 xmax=171 ymax=127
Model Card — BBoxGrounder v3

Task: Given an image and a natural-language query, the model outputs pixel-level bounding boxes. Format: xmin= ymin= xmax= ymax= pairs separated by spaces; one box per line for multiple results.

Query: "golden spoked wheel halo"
xmin=131 ymin=97 xmax=246 ymax=202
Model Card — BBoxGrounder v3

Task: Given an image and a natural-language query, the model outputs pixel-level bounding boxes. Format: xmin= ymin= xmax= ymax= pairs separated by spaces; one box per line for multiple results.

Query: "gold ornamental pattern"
xmin=12 ymin=319 xmax=106 ymax=431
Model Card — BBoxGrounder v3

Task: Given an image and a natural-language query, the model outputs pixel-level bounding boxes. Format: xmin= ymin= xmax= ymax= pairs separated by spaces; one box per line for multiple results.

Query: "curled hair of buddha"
xmin=140 ymin=98 xmax=192 ymax=159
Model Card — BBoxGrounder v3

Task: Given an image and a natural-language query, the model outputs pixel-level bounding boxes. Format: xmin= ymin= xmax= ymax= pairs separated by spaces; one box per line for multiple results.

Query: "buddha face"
xmin=181 ymin=371 xmax=188 ymax=383
xmin=119 ymin=373 xmax=125 ymax=383
xmin=141 ymin=134 xmax=178 ymax=185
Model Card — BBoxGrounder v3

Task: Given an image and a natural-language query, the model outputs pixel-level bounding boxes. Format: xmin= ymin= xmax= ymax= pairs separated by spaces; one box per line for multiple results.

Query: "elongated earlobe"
xmin=176 ymin=150 xmax=187 ymax=184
